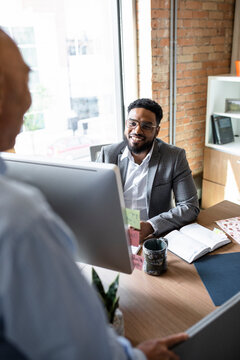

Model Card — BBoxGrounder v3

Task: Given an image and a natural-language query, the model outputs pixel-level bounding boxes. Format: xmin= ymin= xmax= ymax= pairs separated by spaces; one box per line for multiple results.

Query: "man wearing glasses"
xmin=97 ymin=98 xmax=200 ymax=242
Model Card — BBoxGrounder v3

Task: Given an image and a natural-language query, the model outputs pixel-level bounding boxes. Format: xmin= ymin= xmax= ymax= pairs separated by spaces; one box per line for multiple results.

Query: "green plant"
xmin=23 ymin=112 xmax=45 ymax=131
xmin=92 ymin=267 xmax=120 ymax=324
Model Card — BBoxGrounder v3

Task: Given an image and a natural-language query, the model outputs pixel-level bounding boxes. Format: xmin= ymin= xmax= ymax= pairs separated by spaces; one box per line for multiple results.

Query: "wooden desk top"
xmin=82 ymin=200 xmax=240 ymax=346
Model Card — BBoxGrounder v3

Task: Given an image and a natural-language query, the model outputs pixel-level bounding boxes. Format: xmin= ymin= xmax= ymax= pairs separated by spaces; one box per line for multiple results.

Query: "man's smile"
xmin=129 ymin=134 xmax=145 ymax=143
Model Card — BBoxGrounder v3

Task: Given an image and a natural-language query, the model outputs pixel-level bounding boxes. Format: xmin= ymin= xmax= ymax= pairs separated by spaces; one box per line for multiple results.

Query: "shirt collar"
xmin=0 ymin=155 xmax=7 ymax=175
xmin=120 ymin=141 xmax=155 ymax=164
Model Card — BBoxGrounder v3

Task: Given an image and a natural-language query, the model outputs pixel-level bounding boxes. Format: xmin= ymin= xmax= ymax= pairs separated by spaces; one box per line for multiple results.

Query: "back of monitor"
xmin=173 ymin=291 xmax=240 ymax=359
xmin=3 ymin=154 xmax=133 ymax=273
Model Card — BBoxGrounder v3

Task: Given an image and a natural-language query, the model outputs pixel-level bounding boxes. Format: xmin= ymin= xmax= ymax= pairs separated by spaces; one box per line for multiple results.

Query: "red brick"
xmin=152 ymin=20 xmax=159 ymax=29
xmin=177 ymin=95 xmax=186 ymax=103
xmin=178 ymin=10 xmax=193 ymax=19
xmin=193 ymin=53 xmax=209 ymax=61
xmin=159 ymin=38 xmax=169 ymax=46
xmin=152 ymin=0 xmax=170 ymax=8
xmin=192 ymin=10 xmax=209 ymax=19
xmin=182 ymin=19 xmax=200 ymax=27
xmin=210 ymin=37 xmax=225 ymax=45
xmin=178 ymin=54 xmax=194 ymax=63
xmin=202 ymin=2 xmax=218 ymax=11
xmin=180 ymin=1 xmax=202 ymax=10
xmin=176 ymin=111 xmax=185 ymax=118
xmin=218 ymin=3 xmax=233 ymax=11
xmin=152 ymin=9 xmax=169 ymax=18
xmin=157 ymin=89 xmax=169 ymax=98
xmin=159 ymin=128 xmax=169 ymax=137
xmin=152 ymin=29 xmax=169 ymax=38
xmin=209 ymin=11 xmax=224 ymax=20
xmin=152 ymin=48 xmax=163 ymax=56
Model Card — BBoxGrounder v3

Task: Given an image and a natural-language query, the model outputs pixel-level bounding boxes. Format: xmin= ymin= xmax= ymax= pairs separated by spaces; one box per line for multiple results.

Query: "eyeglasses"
xmin=126 ymin=119 xmax=158 ymax=131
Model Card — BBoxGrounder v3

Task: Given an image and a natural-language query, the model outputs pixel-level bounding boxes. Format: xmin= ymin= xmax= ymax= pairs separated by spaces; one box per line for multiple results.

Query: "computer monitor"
xmin=2 ymin=153 xmax=133 ymax=274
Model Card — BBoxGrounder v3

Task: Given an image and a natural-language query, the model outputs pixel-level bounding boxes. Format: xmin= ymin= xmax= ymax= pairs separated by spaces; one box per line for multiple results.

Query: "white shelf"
xmin=205 ymin=75 xmax=240 ymax=154
xmin=208 ymin=74 xmax=240 ymax=82
xmin=213 ymin=112 xmax=240 ymax=119
xmin=206 ymin=136 xmax=240 ymax=156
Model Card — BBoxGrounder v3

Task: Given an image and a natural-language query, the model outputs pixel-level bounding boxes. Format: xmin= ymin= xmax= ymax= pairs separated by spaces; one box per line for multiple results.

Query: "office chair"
xmin=89 ymin=143 xmax=110 ymax=161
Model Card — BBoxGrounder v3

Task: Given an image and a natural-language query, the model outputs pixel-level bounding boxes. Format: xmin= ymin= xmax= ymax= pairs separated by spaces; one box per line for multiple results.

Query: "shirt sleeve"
xmin=107 ymin=327 xmax=147 ymax=360
xmin=117 ymin=336 xmax=147 ymax=360
xmin=148 ymin=148 xmax=200 ymax=237
xmin=147 ymin=219 xmax=158 ymax=236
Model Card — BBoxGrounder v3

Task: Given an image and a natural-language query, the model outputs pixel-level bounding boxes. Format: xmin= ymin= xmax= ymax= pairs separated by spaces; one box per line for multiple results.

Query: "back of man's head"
xmin=0 ymin=28 xmax=31 ymax=152
xmin=127 ymin=98 xmax=163 ymax=125
xmin=0 ymin=29 xmax=19 ymax=71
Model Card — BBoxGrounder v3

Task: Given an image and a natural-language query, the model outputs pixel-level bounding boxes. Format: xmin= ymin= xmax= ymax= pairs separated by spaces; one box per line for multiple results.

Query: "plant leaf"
xmin=92 ymin=267 xmax=106 ymax=300
xmin=105 ymin=274 xmax=119 ymax=313
xmin=107 ymin=274 xmax=119 ymax=301
xmin=109 ymin=297 xmax=119 ymax=323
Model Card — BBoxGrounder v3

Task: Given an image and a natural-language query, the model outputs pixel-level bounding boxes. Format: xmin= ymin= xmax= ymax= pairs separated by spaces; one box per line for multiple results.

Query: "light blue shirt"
xmin=0 ymin=156 xmax=146 ymax=360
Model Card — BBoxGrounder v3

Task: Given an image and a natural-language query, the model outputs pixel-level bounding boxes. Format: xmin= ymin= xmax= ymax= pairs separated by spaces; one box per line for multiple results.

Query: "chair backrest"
xmin=89 ymin=144 xmax=110 ymax=161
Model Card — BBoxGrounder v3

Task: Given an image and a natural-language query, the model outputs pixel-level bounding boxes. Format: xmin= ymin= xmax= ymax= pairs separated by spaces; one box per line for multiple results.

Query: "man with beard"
xmin=97 ymin=98 xmax=200 ymax=242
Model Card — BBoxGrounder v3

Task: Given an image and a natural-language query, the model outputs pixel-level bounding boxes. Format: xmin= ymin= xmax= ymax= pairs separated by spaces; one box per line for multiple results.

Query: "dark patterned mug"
xmin=143 ymin=238 xmax=168 ymax=276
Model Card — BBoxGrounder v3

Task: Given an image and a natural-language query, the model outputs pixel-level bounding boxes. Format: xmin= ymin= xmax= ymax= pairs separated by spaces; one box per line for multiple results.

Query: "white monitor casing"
xmin=2 ymin=153 xmax=133 ymax=274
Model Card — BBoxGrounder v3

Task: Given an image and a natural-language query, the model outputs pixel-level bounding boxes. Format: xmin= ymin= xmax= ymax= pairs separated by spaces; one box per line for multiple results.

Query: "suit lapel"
xmin=147 ymin=140 xmax=161 ymax=208
xmin=118 ymin=153 xmax=128 ymax=185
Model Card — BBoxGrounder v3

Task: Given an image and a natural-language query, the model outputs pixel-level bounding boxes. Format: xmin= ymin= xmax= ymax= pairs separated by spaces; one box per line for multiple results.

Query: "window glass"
xmin=0 ymin=0 xmax=125 ymax=161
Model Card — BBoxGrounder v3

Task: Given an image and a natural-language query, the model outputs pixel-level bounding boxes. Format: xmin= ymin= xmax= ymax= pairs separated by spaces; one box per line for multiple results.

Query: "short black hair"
xmin=127 ymin=98 xmax=163 ymax=125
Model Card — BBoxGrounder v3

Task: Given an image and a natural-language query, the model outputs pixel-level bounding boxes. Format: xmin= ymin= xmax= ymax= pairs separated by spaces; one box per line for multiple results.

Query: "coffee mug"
xmin=143 ymin=238 xmax=168 ymax=276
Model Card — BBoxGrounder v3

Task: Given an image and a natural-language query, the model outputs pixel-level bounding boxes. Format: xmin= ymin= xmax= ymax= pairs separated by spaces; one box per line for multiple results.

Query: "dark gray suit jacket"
xmin=97 ymin=139 xmax=200 ymax=236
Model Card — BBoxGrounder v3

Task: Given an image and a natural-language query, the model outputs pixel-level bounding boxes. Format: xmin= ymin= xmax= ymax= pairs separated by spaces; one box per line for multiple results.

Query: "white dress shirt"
xmin=121 ymin=145 xmax=154 ymax=221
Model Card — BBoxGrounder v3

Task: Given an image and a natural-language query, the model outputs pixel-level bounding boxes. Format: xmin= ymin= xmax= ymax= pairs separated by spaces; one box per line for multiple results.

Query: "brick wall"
xmin=138 ymin=0 xmax=235 ymax=175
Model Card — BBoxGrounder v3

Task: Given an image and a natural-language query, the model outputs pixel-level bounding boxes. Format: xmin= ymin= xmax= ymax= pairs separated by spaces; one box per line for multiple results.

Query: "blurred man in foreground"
xmin=0 ymin=28 xmax=187 ymax=359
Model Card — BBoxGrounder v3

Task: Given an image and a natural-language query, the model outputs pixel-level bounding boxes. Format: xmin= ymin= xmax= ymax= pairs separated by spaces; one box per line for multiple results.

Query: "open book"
xmin=165 ymin=223 xmax=230 ymax=263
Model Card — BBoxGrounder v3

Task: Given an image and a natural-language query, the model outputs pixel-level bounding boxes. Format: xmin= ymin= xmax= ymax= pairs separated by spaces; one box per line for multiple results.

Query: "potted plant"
xmin=92 ymin=267 xmax=124 ymax=335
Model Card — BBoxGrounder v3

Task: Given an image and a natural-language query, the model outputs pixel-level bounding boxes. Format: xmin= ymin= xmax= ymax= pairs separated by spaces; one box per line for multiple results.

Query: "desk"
xmin=82 ymin=200 xmax=240 ymax=346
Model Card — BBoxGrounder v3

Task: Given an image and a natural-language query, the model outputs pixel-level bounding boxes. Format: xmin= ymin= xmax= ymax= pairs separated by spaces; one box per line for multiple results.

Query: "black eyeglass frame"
xmin=126 ymin=119 xmax=158 ymax=131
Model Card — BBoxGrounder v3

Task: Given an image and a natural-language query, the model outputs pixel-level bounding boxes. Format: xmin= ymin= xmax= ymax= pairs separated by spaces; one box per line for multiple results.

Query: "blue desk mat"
xmin=194 ymin=252 xmax=240 ymax=306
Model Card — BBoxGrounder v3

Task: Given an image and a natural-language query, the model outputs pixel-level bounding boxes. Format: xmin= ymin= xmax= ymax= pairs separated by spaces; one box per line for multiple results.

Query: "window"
xmin=1 ymin=0 xmax=136 ymax=161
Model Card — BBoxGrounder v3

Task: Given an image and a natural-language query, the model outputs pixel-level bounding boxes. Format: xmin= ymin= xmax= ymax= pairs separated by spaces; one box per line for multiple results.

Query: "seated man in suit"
xmin=0 ymin=29 xmax=187 ymax=360
xmin=97 ymin=98 xmax=200 ymax=242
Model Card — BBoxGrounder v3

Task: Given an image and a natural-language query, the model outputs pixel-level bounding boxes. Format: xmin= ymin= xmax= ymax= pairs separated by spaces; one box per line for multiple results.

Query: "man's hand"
xmin=137 ymin=333 xmax=188 ymax=360
xmin=139 ymin=221 xmax=154 ymax=243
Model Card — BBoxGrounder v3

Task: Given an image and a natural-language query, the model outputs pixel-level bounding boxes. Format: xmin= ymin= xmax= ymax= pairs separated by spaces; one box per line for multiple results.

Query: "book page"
xmin=180 ymin=223 xmax=230 ymax=251
xmin=165 ymin=230 xmax=210 ymax=263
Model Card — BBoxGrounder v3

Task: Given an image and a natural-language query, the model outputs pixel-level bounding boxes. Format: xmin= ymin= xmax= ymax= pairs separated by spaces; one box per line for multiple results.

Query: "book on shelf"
xmin=211 ymin=114 xmax=234 ymax=145
xmin=164 ymin=223 xmax=230 ymax=263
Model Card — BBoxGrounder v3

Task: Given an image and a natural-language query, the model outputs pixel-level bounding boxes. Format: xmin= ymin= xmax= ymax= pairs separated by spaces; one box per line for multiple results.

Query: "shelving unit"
xmin=205 ymin=75 xmax=240 ymax=155
xmin=202 ymin=75 xmax=240 ymax=209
